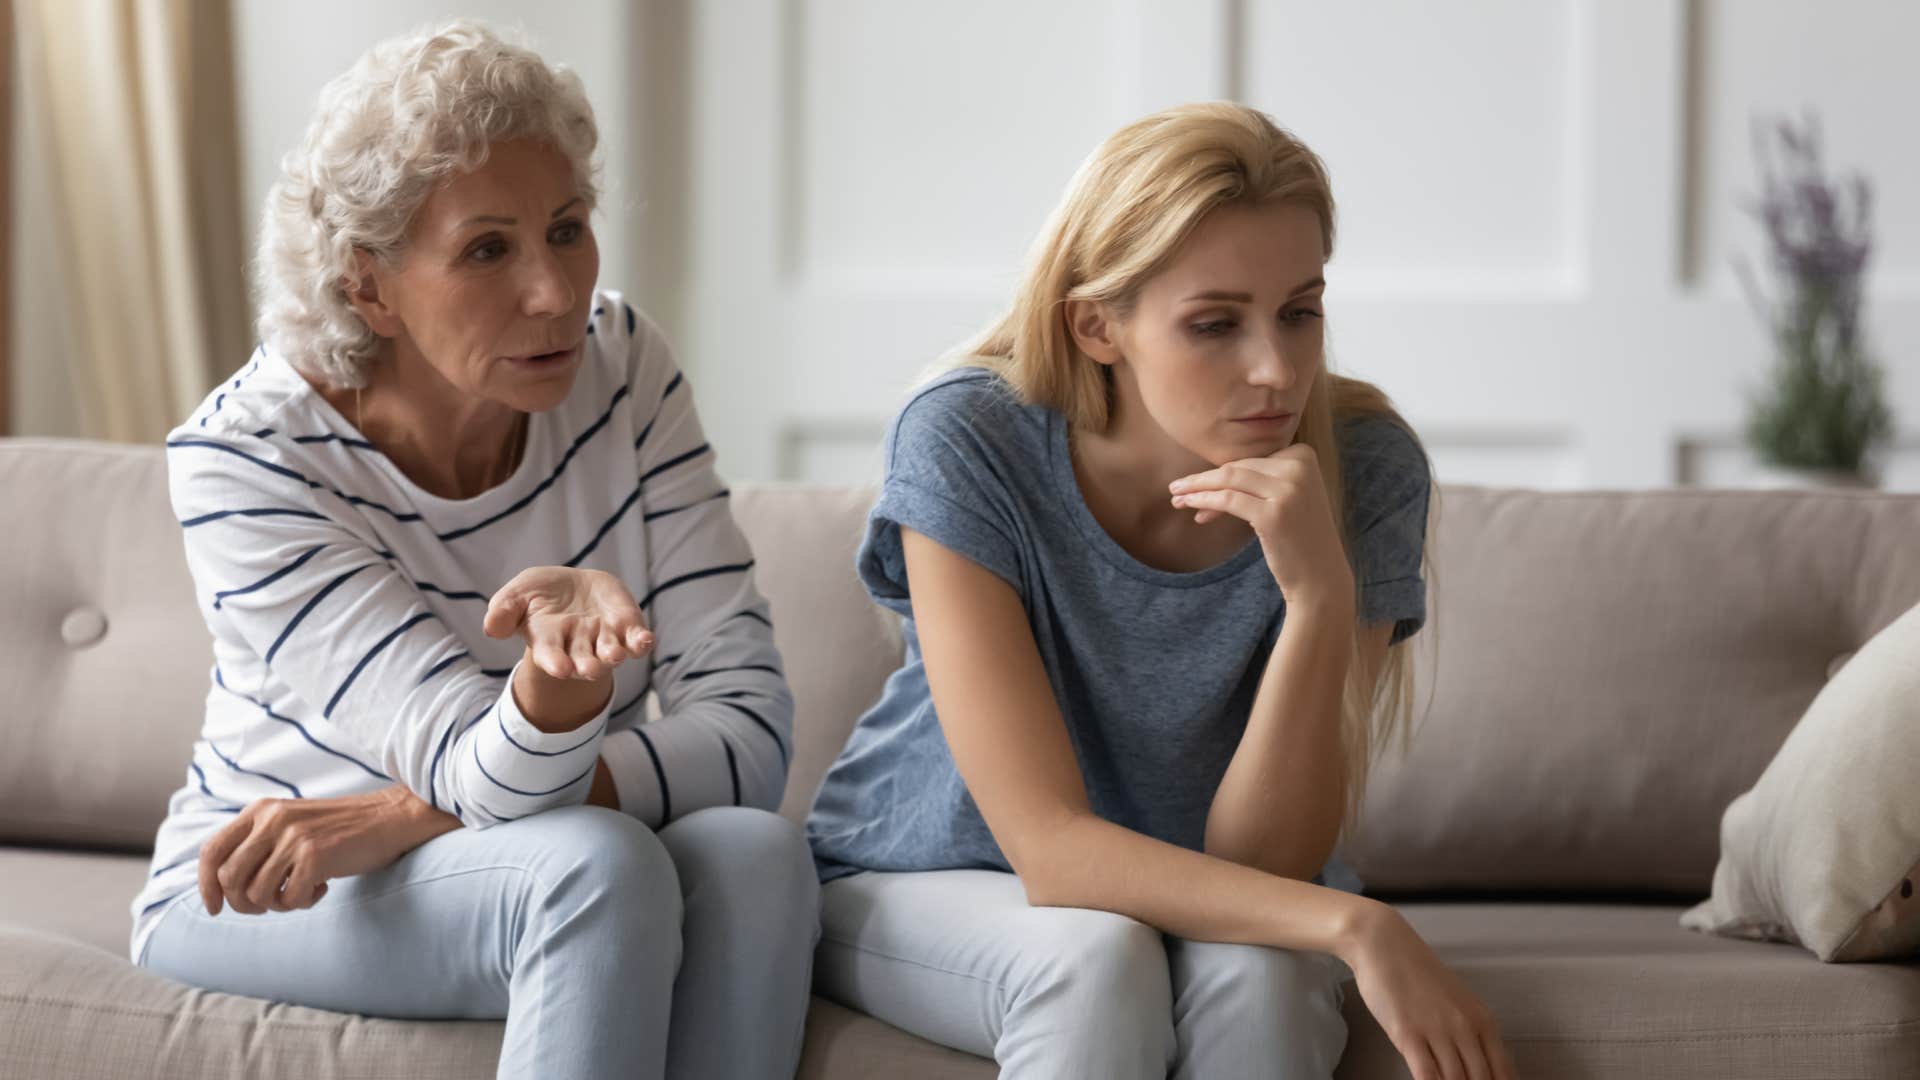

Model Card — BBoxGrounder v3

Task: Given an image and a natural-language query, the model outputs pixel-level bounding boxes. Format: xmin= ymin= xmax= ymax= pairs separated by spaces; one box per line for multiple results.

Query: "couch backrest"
xmin=1345 ymin=486 xmax=1920 ymax=894
xmin=5 ymin=439 xmax=1918 ymax=896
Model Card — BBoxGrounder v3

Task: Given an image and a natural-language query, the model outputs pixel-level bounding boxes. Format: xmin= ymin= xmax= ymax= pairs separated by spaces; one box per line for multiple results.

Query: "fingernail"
xmin=1168 ymin=480 xmax=1187 ymax=493
xmin=1171 ymin=495 xmax=1186 ymax=507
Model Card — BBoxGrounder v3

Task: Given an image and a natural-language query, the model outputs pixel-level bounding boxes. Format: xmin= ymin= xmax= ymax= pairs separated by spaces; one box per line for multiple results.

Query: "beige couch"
xmin=3 ymin=436 xmax=1918 ymax=1078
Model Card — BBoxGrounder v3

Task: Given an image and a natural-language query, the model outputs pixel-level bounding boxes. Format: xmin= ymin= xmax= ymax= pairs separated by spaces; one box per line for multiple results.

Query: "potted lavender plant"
xmin=1740 ymin=114 xmax=1893 ymax=488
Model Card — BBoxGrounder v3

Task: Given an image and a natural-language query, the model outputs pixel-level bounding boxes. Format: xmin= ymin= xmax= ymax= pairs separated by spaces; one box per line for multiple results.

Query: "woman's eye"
xmin=468 ymin=239 xmax=508 ymax=264
xmin=550 ymin=220 xmax=583 ymax=246
xmin=1191 ymin=319 xmax=1236 ymax=338
xmin=1283 ymin=308 xmax=1324 ymax=326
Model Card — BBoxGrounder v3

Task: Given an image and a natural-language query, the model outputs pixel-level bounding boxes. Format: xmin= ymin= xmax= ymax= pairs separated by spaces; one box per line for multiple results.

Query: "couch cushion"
xmin=1354 ymin=903 xmax=1920 ymax=1079
xmin=1344 ymin=487 xmax=1920 ymax=895
xmin=0 ymin=926 xmax=503 ymax=1079
xmin=8 ymin=852 xmax=1916 ymax=1080
xmin=1683 ymin=598 xmax=1920 ymax=961
xmin=728 ymin=485 xmax=903 ymax=824
xmin=0 ymin=441 xmax=209 ymax=851
xmin=0 ymin=848 xmax=151 ymax=956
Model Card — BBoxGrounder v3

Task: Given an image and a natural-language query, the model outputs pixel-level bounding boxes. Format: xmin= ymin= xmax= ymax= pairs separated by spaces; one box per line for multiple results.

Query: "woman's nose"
xmin=521 ymin=249 xmax=575 ymax=318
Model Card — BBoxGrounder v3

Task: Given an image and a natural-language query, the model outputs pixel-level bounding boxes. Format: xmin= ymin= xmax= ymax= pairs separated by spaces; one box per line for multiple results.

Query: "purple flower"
xmin=1740 ymin=111 xmax=1892 ymax=473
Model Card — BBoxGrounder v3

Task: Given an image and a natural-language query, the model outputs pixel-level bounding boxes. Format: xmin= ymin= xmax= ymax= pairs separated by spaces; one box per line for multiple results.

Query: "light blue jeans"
xmin=141 ymin=805 xmax=820 ymax=1080
xmin=816 ymin=868 xmax=1350 ymax=1079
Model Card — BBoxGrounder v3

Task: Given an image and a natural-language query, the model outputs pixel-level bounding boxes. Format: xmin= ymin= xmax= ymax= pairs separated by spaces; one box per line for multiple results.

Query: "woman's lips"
xmin=506 ymin=345 xmax=580 ymax=369
xmin=1231 ymin=411 xmax=1295 ymax=428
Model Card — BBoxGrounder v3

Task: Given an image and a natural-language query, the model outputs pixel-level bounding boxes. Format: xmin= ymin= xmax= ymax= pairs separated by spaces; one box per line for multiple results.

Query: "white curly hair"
xmin=255 ymin=21 xmax=600 ymax=388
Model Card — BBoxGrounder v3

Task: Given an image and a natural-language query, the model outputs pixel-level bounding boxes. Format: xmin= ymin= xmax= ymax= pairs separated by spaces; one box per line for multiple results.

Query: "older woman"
xmin=129 ymin=22 xmax=818 ymax=1080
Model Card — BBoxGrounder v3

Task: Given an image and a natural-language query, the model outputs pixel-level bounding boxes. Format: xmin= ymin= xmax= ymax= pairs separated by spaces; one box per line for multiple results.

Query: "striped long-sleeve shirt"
xmin=130 ymin=291 xmax=792 ymax=962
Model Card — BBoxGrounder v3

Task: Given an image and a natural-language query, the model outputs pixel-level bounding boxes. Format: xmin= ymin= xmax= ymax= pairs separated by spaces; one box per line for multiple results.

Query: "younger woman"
xmin=807 ymin=103 xmax=1513 ymax=1080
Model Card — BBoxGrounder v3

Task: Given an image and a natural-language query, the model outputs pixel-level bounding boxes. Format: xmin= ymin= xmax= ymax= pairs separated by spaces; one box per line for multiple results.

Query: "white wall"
xmin=19 ymin=1 xmax=1915 ymax=490
xmin=658 ymin=0 xmax=1920 ymax=490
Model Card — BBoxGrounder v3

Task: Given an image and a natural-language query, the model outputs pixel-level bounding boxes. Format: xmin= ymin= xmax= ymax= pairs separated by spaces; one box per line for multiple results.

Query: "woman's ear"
xmin=342 ymin=249 xmax=404 ymax=338
xmin=1065 ymin=298 xmax=1123 ymax=367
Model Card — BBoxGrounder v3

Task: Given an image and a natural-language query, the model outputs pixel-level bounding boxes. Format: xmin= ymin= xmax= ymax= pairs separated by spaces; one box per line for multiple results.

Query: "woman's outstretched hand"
xmin=484 ymin=567 xmax=655 ymax=681
xmin=1168 ymin=444 xmax=1355 ymax=609
xmin=1346 ymin=903 xmax=1518 ymax=1080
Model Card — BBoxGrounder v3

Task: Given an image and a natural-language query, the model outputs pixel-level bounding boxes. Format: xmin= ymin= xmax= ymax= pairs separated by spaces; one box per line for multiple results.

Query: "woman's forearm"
xmin=511 ymin=646 xmax=616 ymax=733
xmin=384 ymin=782 xmax=465 ymax=846
xmin=1204 ymin=596 xmax=1354 ymax=880
xmin=1023 ymin=808 xmax=1380 ymax=962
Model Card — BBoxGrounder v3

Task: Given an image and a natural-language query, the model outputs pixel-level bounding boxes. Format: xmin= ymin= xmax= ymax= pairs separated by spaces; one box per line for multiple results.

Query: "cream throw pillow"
xmin=1682 ymin=600 xmax=1920 ymax=962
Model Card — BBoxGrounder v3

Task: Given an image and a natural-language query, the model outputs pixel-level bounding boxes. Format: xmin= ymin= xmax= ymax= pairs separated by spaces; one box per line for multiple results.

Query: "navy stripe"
xmin=481 ymin=666 xmax=514 ymax=678
xmin=252 ymin=427 xmax=277 ymax=439
xmin=625 ymin=303 xmax=636 ymax=334
xmin=631 ymin=374 xmax=683 ymax=453
xmin=213 ymin=668 xmax=390 ymax=780
xmin=198 ymin=358 xmax=260 ymax=428
xmin=325 ymin=612 xmax=434 ymax=718
xmin=640 ymin=561 xmax=755 ymax=611
xmin=680 ymin=663 xmax=782 ymax=682
xmin=140 ymin=891 xmax=190 ymax=917
xmin=611 ymin=690 xmax=648 ymax=721
xmin=205 ymin=740 xmax=303 ymax=798
xmin=721 ymin=734 xmax=741 ymax=806
xmin=641 ymin=489 xmax=729 ymax=523
xmin=168 ymin=439 xmax=424 ymax=524
xmin=734 ymin=609 xmax=773 ymax=629
xmin=496 ymin=711 xmax=606 ymax=758
xmin=266 ymin=563 xmax=373 ymax=664
xmin=168 ymin=438 xmax=310 ymax=485
xmin=212 ymin=544 xmax=327 ymax=610
xmin=429 ymin=703 xmax=491 ymax=811
xmin=438 ymin=385 xmax=632 ymax=542
xmin=414 ymin=580 xmax=488 ymax=603
xmin=632 ymin=728 xmax=672 ymax=822
xmin=188 ymin=761 xmax=242 ymax=807
xmin=182 ymin=507 xmax=327 ymax=529
xmin=638 ymin=443 xmax=711 ymax=484
xmin=417 ymin=651 xmax=470 ymax=687
xmin=291 ymin=433 xmax=377 ymax=450
xmin=149 ymin=853 xmax=200 ymax=879
xmin=719 ymin=699 xmax=788 ymax=765
xmin=334 ymin=492 xmax=424 ymax=522
xmin=565 ymin=484 xmax=644 ymax=567
xmin=471 ymin=739 xmax=596 ymax=798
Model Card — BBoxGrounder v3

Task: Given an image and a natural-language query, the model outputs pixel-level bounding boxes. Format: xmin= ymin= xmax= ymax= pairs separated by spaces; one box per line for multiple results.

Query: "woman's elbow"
xmin=999 ymin=815 xmax=1086 ymax=908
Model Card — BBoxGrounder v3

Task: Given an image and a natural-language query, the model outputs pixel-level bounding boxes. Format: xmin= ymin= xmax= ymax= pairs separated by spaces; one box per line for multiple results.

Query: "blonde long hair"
xmin=952 ymin=102 xmax=1432 ymax=828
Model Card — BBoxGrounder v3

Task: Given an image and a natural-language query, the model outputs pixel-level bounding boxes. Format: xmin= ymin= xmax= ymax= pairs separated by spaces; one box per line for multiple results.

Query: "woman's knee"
xmin=658 ymin=806 xmax=819 ymax=915
xmin=500 ymin=805 xmax=682 ymax=926
xmin=1001 ymin=909 xmax=1174 ymax=1074
xmin=1171 ymin=939 xmax=1348 ymax=1051
xmin=1021 ymin=908 xmax=1172 ymax=1017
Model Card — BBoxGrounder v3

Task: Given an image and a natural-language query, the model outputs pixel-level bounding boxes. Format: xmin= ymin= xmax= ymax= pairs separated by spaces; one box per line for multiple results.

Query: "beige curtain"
xmin=17 ymin=0 xmax=247 ymax=443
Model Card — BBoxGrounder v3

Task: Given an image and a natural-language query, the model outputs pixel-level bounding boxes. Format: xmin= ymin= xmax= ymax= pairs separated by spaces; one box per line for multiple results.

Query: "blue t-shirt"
xmin=806 ymin=368 xmax=1430 ymax=890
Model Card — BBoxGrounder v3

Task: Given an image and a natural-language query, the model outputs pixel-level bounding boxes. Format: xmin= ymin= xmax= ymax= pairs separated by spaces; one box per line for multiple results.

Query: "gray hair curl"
xmin=254 ymin=21 xmax=600 ymax=388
